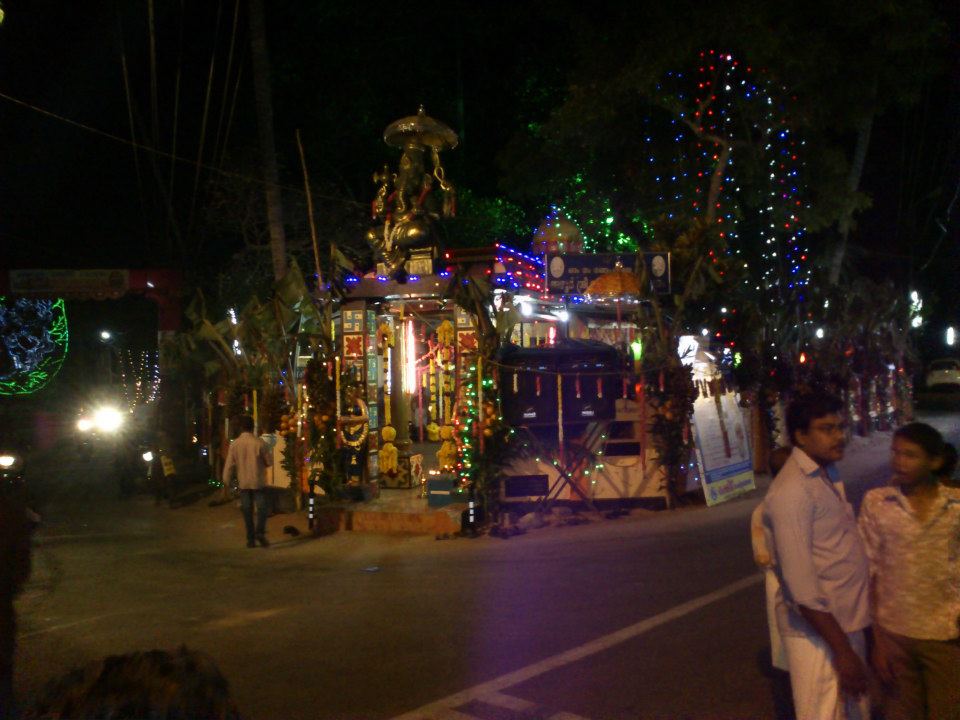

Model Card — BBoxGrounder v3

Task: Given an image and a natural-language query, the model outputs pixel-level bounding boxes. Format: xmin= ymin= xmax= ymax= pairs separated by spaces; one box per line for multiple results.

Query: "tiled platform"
xmin=314 ymin=442 xmax=465 ymax=535
xmin=314 ymin=487 xmax=465 ymax=535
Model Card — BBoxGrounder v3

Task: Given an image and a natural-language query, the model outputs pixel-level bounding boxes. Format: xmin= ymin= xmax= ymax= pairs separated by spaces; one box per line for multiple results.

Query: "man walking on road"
xmin=223 ymin=415 xmax=273 ymax=548
xmin=763 ymin=393 xmax=872 ymax=720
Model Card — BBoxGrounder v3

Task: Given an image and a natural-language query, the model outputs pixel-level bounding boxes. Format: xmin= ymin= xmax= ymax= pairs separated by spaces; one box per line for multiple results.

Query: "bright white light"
xmin=0 ymin=455 xmax=15 ymax=468
xmin=99 ymin=330 xmax=112 ymax=341
xmin=911 ymin=316 xmax=923 ymax=329
xmin=142 ymin=451 xmax=154 ymax=463
xmin=77 ymin=417 xmax=94 ymax=432
xmin=678 ymin=336 xmax=699 ymax=366
xmin=700 ymin=328 xmax=709 ymax=336
xmin=93 ymin=406 xmax=124 ymax=433
xmin=815 ymin=328 xmax=825 ymax=339
xmin=228 ymin=308 xmax=238 ymax=325
xmin=557 ymin=310 xmax=569 ymax=322
xmin=520 ymin=303 xmax=533 ymax=317
xmin=947 ymin=327 xmax=956 ymax=346
xmin=909 ymin=290 xmax=923 ymax=321
xmin=720 ymin=307 xmax=728 ymax=314
xmin=403 ymin=319 xmax=417 ymax=394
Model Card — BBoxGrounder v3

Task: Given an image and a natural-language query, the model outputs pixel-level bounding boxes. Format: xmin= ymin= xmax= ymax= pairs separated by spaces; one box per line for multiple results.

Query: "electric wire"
xmin=0 ymin=89 xmax=368 ymax=209
xmin=212 ymin=0 xmax=241 ymax=171
xmin=117 ymin=10 xmax=151 ymax=250
xmin=168 ymin=0 xmax=185 ymax=209
xmin=185 ymin=0 xmax=224 ymax=249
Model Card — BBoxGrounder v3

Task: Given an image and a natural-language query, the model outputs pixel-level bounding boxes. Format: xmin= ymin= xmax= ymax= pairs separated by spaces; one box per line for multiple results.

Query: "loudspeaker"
xmin=499 ymin=340 xmax=620 ymax=429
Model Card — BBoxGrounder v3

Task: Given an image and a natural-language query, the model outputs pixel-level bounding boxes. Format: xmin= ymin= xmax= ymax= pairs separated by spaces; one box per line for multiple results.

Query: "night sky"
xmin=0 ymin=2 xmax=573 ymax=267
xmin=0 ymin=1 xmax=957 ymax=335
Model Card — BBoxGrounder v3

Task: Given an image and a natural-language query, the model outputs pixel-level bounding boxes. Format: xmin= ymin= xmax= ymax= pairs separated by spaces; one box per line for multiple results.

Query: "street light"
xmin=97 ymin=330 xmax=118 ymax=385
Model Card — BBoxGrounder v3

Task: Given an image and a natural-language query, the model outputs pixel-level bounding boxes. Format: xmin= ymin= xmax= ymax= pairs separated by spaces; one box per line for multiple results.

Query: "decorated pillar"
xmin=338 ymin=300 xmax=379 ymax=491
xmin=364 ymin=306 xmax=380 ymax=482
xmin=361 ymin=107 xmax=458 ymax=489
xmin=384 ymin=310 xmax=414 ymax=488
xmin=454 ymin=306 xmax=479 ymax=489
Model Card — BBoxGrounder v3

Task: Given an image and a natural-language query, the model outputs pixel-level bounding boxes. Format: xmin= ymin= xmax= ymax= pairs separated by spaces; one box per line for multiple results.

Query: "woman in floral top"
xmin=858 ymin=422 xmax=960 ymax=720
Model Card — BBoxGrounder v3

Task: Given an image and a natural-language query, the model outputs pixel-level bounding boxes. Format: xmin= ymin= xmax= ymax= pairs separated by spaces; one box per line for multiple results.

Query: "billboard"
xmin=679 ymin=336 xmax=755 ymax=506
xmin=545 ymin=253 xmax=670 ymax=296
xmin=9 ymin=269 xmax=130 ymax=298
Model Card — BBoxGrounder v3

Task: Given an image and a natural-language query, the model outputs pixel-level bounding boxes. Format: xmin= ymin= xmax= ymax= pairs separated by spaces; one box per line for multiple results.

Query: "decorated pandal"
xmin=333 ymin=268 xmax=657 ymax=502
xmin=320 ymin=109 xmax=664 ymax=508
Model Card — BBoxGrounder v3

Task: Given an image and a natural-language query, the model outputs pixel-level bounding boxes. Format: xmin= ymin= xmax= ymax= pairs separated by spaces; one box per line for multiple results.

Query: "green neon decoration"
xmin=0 ymin=296 xmax=69 ymax=396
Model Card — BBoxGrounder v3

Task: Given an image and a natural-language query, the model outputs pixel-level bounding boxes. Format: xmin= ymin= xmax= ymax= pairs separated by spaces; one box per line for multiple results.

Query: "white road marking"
xmin=19 ymin=610 xmax=142 ymax=639
xmin=390 ymin=574 xmax=762 ymax=720
xmin=425 ymin=710 xmax=479 ymax=720
xmin=201 ymin=607 xmax=288 ymax=630
xmin=36 ymin=532 xmax=152 ymax=543
xmin=18 ymin=592 xmax=182 ymax=640
xmin=480 ymin=691 xmax=537 ymax=711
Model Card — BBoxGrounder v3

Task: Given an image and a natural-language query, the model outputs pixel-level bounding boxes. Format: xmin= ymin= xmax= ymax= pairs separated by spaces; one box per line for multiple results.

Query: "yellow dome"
xmin=533 ymin=209 xmax=582 ymax=253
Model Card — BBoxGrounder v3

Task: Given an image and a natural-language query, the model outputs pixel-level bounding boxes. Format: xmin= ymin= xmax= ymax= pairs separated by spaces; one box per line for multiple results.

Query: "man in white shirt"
xmin=222 ymin=415 xmax=273 ymax=548
xmin=763 ymin=393 xmax=871 ymax=720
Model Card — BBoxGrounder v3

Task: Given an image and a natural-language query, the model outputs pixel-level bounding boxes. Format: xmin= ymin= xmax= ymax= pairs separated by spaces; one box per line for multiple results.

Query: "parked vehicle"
xmin=925 ymin=358 xmax=960 ymax=390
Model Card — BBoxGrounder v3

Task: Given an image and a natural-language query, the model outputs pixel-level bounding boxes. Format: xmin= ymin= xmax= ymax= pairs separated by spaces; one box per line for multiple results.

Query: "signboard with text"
xmin=680 ymin=336 xmax=755 ymax=506
xmin=545 ymin=253 xmax=670 ymax=296
xmin=10 ymin=269 xmax=130 ymax=298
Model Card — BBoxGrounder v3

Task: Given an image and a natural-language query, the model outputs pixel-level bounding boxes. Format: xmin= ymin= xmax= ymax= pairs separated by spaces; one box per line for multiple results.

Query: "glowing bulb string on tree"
xmin=649 ymin=50 xmax=811 ymax=335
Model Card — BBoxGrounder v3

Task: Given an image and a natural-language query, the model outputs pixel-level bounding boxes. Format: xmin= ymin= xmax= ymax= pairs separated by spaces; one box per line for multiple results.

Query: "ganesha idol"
xmin=367 ymin=108 xmax=458 ymax=281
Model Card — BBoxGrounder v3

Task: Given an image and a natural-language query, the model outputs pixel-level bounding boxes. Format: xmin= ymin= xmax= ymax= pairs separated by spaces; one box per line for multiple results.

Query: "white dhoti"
xmin=782 ymin=629 xmax=870 ymax=720
xmin=764 ymin=569 xmax=788 ymax=671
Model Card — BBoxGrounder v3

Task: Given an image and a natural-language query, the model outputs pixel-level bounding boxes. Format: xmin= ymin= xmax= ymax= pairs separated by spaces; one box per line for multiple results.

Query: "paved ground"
xmin=11 ymin=410 xmax=960 ymax=719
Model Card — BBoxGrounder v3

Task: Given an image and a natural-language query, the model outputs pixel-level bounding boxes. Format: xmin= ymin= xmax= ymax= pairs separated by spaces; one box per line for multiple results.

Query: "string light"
xmin=492 ymin=242 xmax=546 ymax=293
xmin=652 ymin=51 xmax=811 ymax=340
xmin=119 ymin=349 xmax=161 ymax=409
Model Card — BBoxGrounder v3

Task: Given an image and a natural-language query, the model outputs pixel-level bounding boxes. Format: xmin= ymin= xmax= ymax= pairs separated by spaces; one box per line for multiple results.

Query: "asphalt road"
xmin=12 ymin=409 xmax=960 ymax=720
